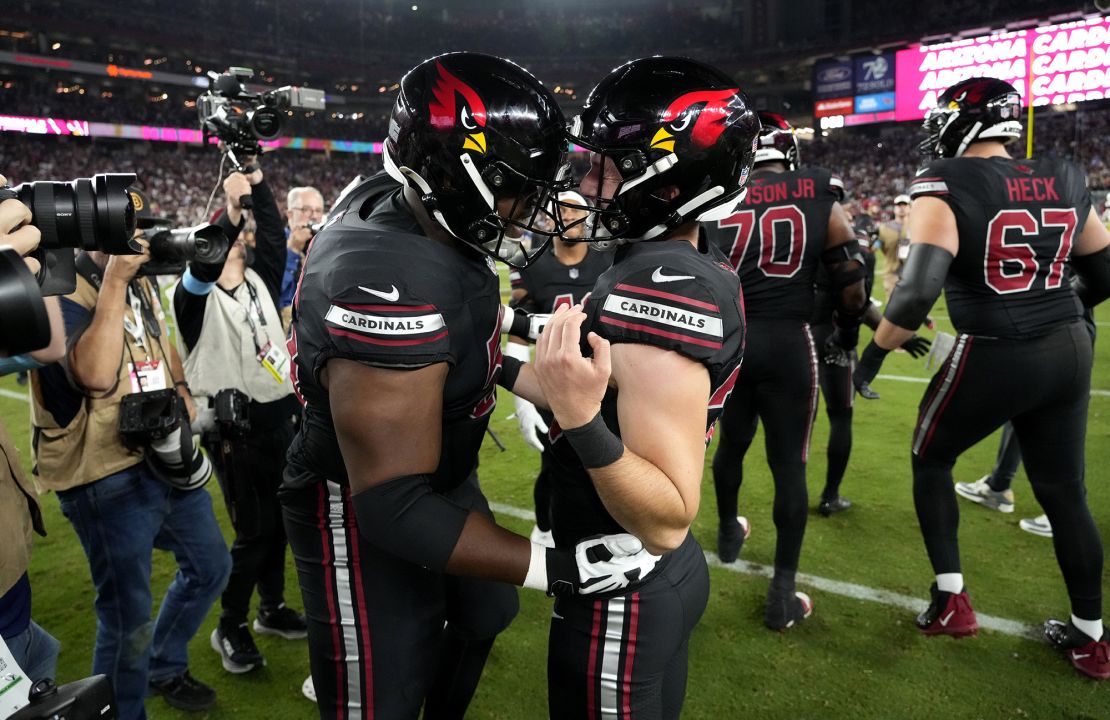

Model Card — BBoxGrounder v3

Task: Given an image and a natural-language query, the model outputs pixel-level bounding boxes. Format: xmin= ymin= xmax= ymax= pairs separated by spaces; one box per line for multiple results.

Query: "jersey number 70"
xmin=984 ymin=208 xmax=1076 ymax=294
xmin=718 ymin=206 xmax=808 ymax=278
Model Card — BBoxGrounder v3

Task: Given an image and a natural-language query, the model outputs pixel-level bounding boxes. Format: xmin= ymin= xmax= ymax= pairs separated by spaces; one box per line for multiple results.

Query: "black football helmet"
xmin=919 ymin=77 xmax=1022 ymax=159
xmin=383 ymin=52 xmax=570 ymax=268
xmin=754 ymin=111 xmax=800 ymax=170
xmin=566 ymin=56 xmax=760 ymax=247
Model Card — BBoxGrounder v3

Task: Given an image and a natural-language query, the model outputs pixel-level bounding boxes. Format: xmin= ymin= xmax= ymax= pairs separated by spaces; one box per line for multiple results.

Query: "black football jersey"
xmin=909 ymin=157 xmax=1090 ymax=338
xmin=547 ymin=238 xmax=745 ymax=547
xmin=285 ymin=182 xmax=504 ymax=492
xmin=509 ymin=246 xmax=612 ymax=313
xmin=705 ymin=167 xmax=844 ymax=321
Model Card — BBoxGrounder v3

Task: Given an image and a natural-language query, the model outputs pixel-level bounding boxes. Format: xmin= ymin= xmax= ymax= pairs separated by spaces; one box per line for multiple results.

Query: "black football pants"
xmin=912 ymin=321 xmax=1102 ymax=619
xmin=281 ymin=472 xmax=519 ymax=720
xmin=547 ymin=533 xmax=709 ymax=720
xmin=712 ymin=319 xmax=819 ymax=574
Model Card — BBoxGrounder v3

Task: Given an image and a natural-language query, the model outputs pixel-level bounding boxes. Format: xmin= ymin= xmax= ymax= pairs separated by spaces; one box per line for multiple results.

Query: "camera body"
xmin=197 ymin=68 xmax=326 ymax=165
xmin=213 ymin=387 xmax=251 ymax=437
xmin=193 ymin=388 xmax=252 ymax=439
xmin=118 ymin=388 xmax=181 ymax=444
xmin=139 ymin=223 xmax=229 ymax=277
xmin=118 ymin=389 xmax=213 ymax=491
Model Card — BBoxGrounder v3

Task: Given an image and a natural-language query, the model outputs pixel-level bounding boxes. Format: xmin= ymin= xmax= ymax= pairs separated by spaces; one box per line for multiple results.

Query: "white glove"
xmin=574 ymin=533 xmax=662 ymax=595
xmin=514 ymin=394 xmax=549 ymax=452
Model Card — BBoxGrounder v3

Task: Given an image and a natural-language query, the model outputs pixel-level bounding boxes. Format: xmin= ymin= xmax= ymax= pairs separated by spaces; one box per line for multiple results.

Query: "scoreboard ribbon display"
xmin=895 ymin=15 xmax=1110 ymax=120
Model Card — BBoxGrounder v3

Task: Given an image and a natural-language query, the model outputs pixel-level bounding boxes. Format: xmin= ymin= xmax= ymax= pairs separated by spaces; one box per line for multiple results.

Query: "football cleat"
xmin=954 ymin=477 xmax=1014 ymax=513
xmin=916 ymin=582 xmax=978 ymax=637
xmin=817 ymin=496 xmax=853 ymax=517
xmin=765 ymin=589 xmax=813 ymax=631
xmin=1019 ymin=514 xmax=1053 ymax=538
xmin=716 ymin=516 xmax=751 ymax=564
xmin=1044 ymin=619 xmax=1110 ymax=680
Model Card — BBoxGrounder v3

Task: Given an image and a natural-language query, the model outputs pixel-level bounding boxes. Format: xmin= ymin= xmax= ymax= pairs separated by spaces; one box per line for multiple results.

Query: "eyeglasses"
xmin=292 ymin=206 xmax=325 ymax=215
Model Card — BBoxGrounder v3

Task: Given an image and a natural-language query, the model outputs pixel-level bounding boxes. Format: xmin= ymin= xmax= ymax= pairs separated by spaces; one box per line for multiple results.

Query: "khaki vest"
xmin=0 ymin=420 xmax=43 ymax=596
xmin=169 ymin=268 xmax=294 ymax=403
xmin=30 ymin=276 xmax=172 ymax=492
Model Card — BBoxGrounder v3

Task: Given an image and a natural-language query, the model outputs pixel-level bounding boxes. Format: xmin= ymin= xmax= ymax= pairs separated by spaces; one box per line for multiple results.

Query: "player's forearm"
xmin=873 ymin=318 xmax=915 ymax=351
xmin=588 ymin=451 xmax=695 ymax=555
xmin=445 ymin=512 xmax=531 ymax=584
xmin=508 ymin=362 xmax=549 ymax=409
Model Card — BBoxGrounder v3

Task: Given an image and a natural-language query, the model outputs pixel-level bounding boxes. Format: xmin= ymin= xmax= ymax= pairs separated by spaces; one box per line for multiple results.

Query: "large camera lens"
xmin=13 ymin=173 xmax=137 ymax=254
xmin=0 ymin=247 xmax=50 ymax=357
xmin=250 ymin=107 xmax=282 ymax=140
xmin=142 ymin=223 xmax=229 ymax=276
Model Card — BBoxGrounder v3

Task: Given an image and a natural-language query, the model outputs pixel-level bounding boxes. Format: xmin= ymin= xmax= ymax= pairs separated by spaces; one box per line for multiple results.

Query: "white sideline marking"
xmin=877 ymin=374 xmax=929 ymax=384
xmin=0 ymin=388 xmax=28 ymax=401
xmin=488 ymin=501 xmax=1040 ymax=640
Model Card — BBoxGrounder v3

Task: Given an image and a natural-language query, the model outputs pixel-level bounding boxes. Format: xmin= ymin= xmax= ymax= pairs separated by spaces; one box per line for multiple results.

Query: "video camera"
xmin=197 ymin=67 xmax=326 ymax=171
xmin=140 ymin=223 xmax=229 ymax=277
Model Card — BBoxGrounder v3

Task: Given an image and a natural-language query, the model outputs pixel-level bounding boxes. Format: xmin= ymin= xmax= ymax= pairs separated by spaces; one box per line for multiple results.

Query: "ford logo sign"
xmin=818 ymin=66 xmax=851 ymax=83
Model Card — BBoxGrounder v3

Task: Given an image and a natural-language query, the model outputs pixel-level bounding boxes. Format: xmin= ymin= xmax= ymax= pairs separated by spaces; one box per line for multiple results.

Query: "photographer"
xmin=170 ymin=163 xmax=305 ymax=675
xmin=279 ymin=186 xmax=324 ymax=330
xmin=0 ymin=194 xmax=61 ymax=687
xmin=27 ymin=188 xmax=232 ymax=719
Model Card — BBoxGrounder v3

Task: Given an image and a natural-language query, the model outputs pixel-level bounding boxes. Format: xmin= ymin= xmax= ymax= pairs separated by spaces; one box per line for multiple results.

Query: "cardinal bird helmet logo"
xmin=650 ymin=88 xmax=745 ymax=153
xmin=428 ymin=61 xmax=488 ymax=155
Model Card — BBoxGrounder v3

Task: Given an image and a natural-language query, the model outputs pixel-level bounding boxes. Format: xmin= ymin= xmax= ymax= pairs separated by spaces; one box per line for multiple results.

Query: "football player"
xmin=815 ymin=222 xmax=931 ymax=513
xmin=281 ymin=53 xmax=661 ymax=719
xmin=854 ymin=77 xmax=1110 ymax=680
xmin=530 ymin=56 xmax=756 ymax=718
xmin=506 ymin=191 xmax=611 ymax=547
xmin=703 ymin=112 xmax=869 ymax=629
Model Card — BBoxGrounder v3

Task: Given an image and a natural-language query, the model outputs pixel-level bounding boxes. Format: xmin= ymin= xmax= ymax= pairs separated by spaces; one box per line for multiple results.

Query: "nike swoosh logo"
xmin=552 ymin=610 xmax=565 ymax=621
xmin=1072 ymin=652 xmax=1092 ymax=660
xmin=915 ymin=167 xmax=930 ymax=176
xmin=359 ymin=285 xmax=399 ymax=302
xmin=651 ymin=267 xmax=695 ymax=283
xmin=938 ymin=610 xmax=956 ymax=627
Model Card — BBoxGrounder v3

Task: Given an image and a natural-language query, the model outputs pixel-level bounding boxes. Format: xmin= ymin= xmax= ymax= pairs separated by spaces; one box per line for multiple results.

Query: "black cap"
xmin=128 ymin=187 xmax=172 ymax=229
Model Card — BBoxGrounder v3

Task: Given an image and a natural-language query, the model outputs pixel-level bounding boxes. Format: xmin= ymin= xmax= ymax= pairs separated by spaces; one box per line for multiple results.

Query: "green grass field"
xmin=2 ymin=265 xmax=1108 ymax=719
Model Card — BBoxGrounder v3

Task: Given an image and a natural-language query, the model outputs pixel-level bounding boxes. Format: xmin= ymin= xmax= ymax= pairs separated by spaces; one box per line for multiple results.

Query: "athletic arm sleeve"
xmin=883 ymin=243 xmax=953 ymax=329
xmin=1073 ymin=245 xmax=1110 ymax=308
xmin=351 ymin=473 xmax=470 ymax=572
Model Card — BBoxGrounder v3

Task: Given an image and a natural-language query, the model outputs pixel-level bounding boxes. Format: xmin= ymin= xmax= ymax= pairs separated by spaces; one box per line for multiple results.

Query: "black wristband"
xmin=499 ymin=355 xmax=522 ymax=392
xmin=858 ymin=340 xmax=890 ymax=374
xmin=545 ymin=547 xmax=578 ymax=596
xmin=562 ymin=412 xmax=624 ymax=469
